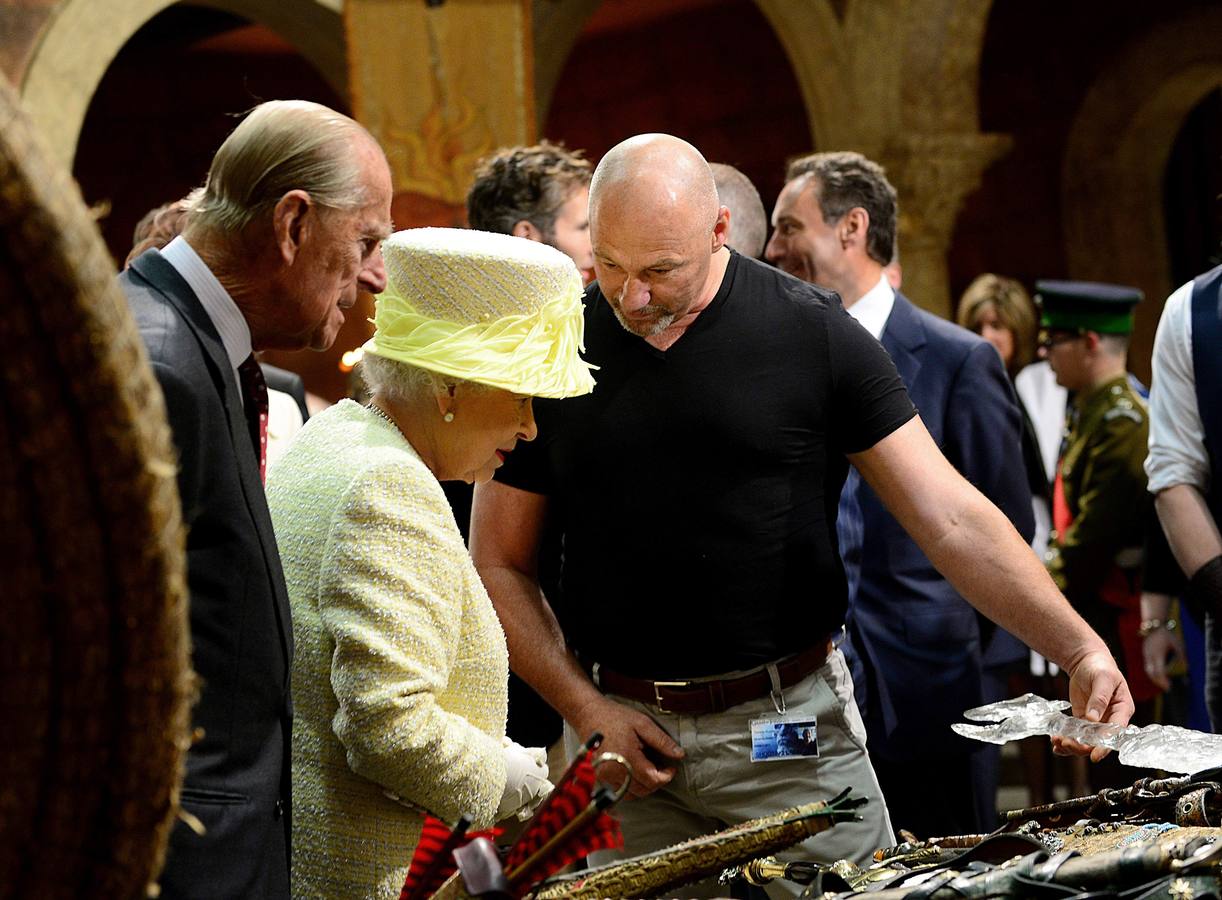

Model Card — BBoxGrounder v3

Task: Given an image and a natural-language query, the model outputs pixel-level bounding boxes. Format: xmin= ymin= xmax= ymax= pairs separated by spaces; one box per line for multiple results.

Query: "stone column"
xmin=345 ymin=0 xmax=535 ymax=229
xmin=879 ymin=132 xmax=1011 ymax=318
xmin=333 ymin=0 xmax=536 ymax=386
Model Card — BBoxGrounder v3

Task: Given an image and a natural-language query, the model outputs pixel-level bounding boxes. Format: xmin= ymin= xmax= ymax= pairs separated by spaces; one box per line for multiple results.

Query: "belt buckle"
xmin=652 ymin=680 xmax=690 ymax=714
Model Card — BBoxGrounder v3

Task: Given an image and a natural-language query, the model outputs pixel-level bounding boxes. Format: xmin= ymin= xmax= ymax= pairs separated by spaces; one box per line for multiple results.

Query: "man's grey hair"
xmin=710 ymin=163 xmax=767 ymax=258
xmin=360 ymin=354 xmax=490 ymax=405
xmin=784 ymin=151 xmax=897 ymax=267
xmin=187 ymin=100 xmax=376 ymax=236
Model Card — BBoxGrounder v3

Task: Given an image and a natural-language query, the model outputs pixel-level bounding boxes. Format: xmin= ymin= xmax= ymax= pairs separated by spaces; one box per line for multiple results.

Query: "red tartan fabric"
xmin=400 ymin=817 xmax=501 ymax=900
xmin=504 ymin=752 xmax=622 ymax=889
xmin=400 ymin=751 xmax=624 ymax=899
xmin=510 ymin=813 xmax=621 ymax=888
xmin=504 ymin=756 xmax=597 ymax=870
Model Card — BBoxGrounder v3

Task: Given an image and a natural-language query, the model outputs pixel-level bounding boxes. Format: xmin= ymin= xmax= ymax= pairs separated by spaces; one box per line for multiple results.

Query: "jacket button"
xmin=274 ymin=799 xmax=284 ymax=819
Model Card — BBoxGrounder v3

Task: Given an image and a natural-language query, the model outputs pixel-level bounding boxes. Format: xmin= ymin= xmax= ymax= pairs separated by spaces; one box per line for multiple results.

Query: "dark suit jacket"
xmin=261 ymin=362 xmax=310 ymax=424
xmin=841 ymin=292 xmax=1034 ymax=760
xmin=122 ymin=249 xmax=293 ymax=899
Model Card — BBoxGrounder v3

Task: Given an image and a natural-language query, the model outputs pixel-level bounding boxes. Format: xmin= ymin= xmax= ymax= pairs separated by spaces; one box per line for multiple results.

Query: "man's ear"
xmin=1083 ymin=330 xmax=1102 ymax=352
xmin=838 ymin=207 xmax=871 ymax=252
xmin=711 ymin=205 xmax=731 ymax=252
xmin=511 ymin=219 xmax=544 ymax=243
xmin=272 ymin=189 xmax=313 ymax=264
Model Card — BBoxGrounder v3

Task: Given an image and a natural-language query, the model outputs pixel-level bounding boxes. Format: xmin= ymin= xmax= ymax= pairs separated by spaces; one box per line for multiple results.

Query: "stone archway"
xmin=738 ymin=0 xmax=849 ymax=149
xmin=532 ymin=0 xmax=849 ymax=147
xmin=532 ymin=0 xmax=600 ymax=129
xmin=20 ymin=0 xmax=344 ymax=169
xmin=535 ymin=0 xmax=999 ymax=158
xmin=864 ymin=0 xmax=1008 ymax=316
xmin=532 ymin=0 xmax=1006 ymax=316
xmin=1062 ymin=5 xmax=1222 ymax=369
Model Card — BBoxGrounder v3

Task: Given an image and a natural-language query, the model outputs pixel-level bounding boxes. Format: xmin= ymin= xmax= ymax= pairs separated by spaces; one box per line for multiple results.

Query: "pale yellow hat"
xmin=363 ymin=227 xmax=596 ymax=398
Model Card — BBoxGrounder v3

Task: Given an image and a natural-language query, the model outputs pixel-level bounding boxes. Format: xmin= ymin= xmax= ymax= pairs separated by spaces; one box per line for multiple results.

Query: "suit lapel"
xmin=130 ymin=250 xmax=294 ymax=667
xmin=879 ymin=291 xmax=926 ymax=388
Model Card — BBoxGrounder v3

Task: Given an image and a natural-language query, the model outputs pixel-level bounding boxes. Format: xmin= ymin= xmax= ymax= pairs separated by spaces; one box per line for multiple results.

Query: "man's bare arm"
xmin=848 ymin=416 xmax=1134 ymax=754
xmin=469 ymin=482 xmax=584 ymax=711
xmin=469 ymin=480 xmax=683 ymax=796
xmin=1156 ymin=484 xmax=1222 ymax=578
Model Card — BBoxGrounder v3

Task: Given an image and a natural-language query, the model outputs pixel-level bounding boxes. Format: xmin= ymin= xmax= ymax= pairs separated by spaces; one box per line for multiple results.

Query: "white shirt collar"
xmin=844 ymin=273 xmax=895 ymax=340
xmin=160 ymin=235 xmax=252 ymax=370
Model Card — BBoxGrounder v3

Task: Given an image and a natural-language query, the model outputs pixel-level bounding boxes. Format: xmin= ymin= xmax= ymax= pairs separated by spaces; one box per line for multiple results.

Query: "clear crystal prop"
xmin=952 ymin=693 xmax=1222 ymax=774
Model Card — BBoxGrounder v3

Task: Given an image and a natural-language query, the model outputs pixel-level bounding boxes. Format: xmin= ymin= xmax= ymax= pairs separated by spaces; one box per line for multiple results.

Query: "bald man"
xmin=471 ymin=134 xmax=1132 ymax=893
xmin=710 ymin=162 xmax=767 ymax=258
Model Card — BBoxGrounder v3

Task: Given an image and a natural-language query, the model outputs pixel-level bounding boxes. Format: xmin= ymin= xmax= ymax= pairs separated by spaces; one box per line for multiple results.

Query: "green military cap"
xmin=1035 ymin=280 xmax=1143 ymax=334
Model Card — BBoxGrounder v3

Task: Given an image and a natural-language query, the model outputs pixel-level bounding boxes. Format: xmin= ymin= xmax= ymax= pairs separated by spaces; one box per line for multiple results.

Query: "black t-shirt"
xmin=495 ymin=252 xmax=915 ymax=678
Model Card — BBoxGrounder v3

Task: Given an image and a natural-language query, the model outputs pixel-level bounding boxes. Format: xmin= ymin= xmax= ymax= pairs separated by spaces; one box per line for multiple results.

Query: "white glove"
xmin=496 ymin=737 xmax=552 ymax=822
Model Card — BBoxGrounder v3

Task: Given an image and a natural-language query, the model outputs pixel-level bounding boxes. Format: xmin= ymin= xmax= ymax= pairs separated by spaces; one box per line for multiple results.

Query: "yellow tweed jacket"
xmin=267 ymin=400 xmax=509 ymax=899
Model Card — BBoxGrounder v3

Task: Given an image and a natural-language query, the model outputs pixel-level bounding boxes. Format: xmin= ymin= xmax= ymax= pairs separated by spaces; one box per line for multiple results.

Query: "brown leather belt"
xmin=585 ymin=639 xmax=834 ymax=716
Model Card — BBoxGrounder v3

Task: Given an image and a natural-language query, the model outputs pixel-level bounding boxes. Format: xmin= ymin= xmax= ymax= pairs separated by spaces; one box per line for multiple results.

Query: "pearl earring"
xmin=443 ymin=412 xmax=455 ymax=423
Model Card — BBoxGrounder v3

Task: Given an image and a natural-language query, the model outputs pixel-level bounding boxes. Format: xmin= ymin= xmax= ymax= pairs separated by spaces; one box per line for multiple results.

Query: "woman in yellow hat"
xmin=267 ymin=227 xmax=595 ymax=899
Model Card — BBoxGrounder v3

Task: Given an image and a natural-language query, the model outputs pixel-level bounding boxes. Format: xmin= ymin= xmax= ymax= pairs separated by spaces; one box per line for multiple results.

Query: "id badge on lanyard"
xmin=749 ymin=713 xmax=820 ymax=762
xmin=747 ymin=662 xmax=818 ymax=762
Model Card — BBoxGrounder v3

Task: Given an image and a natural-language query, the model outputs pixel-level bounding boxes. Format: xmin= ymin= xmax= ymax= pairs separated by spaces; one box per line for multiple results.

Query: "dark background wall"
xmin=951 ymin=0 xmax=1222 ymax=324
xmin=1165 ymin=87 xmax=1222 ymax=286
xmin=75 ymin=7 xmax=346 ymax=263
xmin=543 ymin=0 xmax=811 ymax=231
xmin=72 ymin=5 xmax=355 ymax=398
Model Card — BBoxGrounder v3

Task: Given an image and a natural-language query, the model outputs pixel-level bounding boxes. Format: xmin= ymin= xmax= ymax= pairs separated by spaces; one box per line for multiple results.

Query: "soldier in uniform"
xmin=1040 ymin=281 xmax=1160 ymax=717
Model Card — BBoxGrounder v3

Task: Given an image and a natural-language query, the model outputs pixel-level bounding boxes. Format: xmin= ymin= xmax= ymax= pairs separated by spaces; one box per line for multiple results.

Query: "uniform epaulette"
xmin=1103 ymin=405 xmax=1144 ymax=424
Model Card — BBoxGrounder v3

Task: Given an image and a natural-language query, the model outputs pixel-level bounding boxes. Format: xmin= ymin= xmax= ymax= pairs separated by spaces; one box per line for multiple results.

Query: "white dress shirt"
xmin=1009 ymin=360 xmax=1061 ymax=568
xmin=1146 ymin=279 xmax=1210 ymax=494
xmin=1015 ymin=361 xmax=1068 ymax=484
xmin=160 ymin=235 xmax=253 ymax=403
xmin=845 ymin=273 xmax=895 ymax=340
xmin=266 ymin=390 xmax=306 ymax=470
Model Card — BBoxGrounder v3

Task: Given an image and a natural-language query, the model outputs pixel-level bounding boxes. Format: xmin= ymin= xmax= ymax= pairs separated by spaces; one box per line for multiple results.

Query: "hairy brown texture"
xmin=0 ymin=78 xmax=194 ymax=899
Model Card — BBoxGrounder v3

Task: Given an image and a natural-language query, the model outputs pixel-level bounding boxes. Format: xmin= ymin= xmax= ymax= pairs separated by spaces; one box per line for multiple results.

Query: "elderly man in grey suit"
xmin=121 ymin=100 xmax=393 ymax=898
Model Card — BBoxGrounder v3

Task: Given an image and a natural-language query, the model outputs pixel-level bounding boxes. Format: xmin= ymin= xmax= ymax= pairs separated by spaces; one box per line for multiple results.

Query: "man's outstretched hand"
xmin=1055 ymin=648 xmax=1135 ymax=762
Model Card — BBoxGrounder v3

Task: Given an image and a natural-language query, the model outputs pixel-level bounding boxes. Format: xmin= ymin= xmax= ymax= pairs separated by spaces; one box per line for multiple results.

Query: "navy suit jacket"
xmin=840 ymin=292 xmax=1034 ymax=760
xmin=122 ymin=249 xmax=293 ymax=898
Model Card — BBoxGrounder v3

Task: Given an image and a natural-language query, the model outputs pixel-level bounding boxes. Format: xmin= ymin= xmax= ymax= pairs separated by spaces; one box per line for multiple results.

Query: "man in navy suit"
xmin=121 ymin=100 xmax=393 ymax=898
xmin=767 ymin=151 xmax=1034 ymax=837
